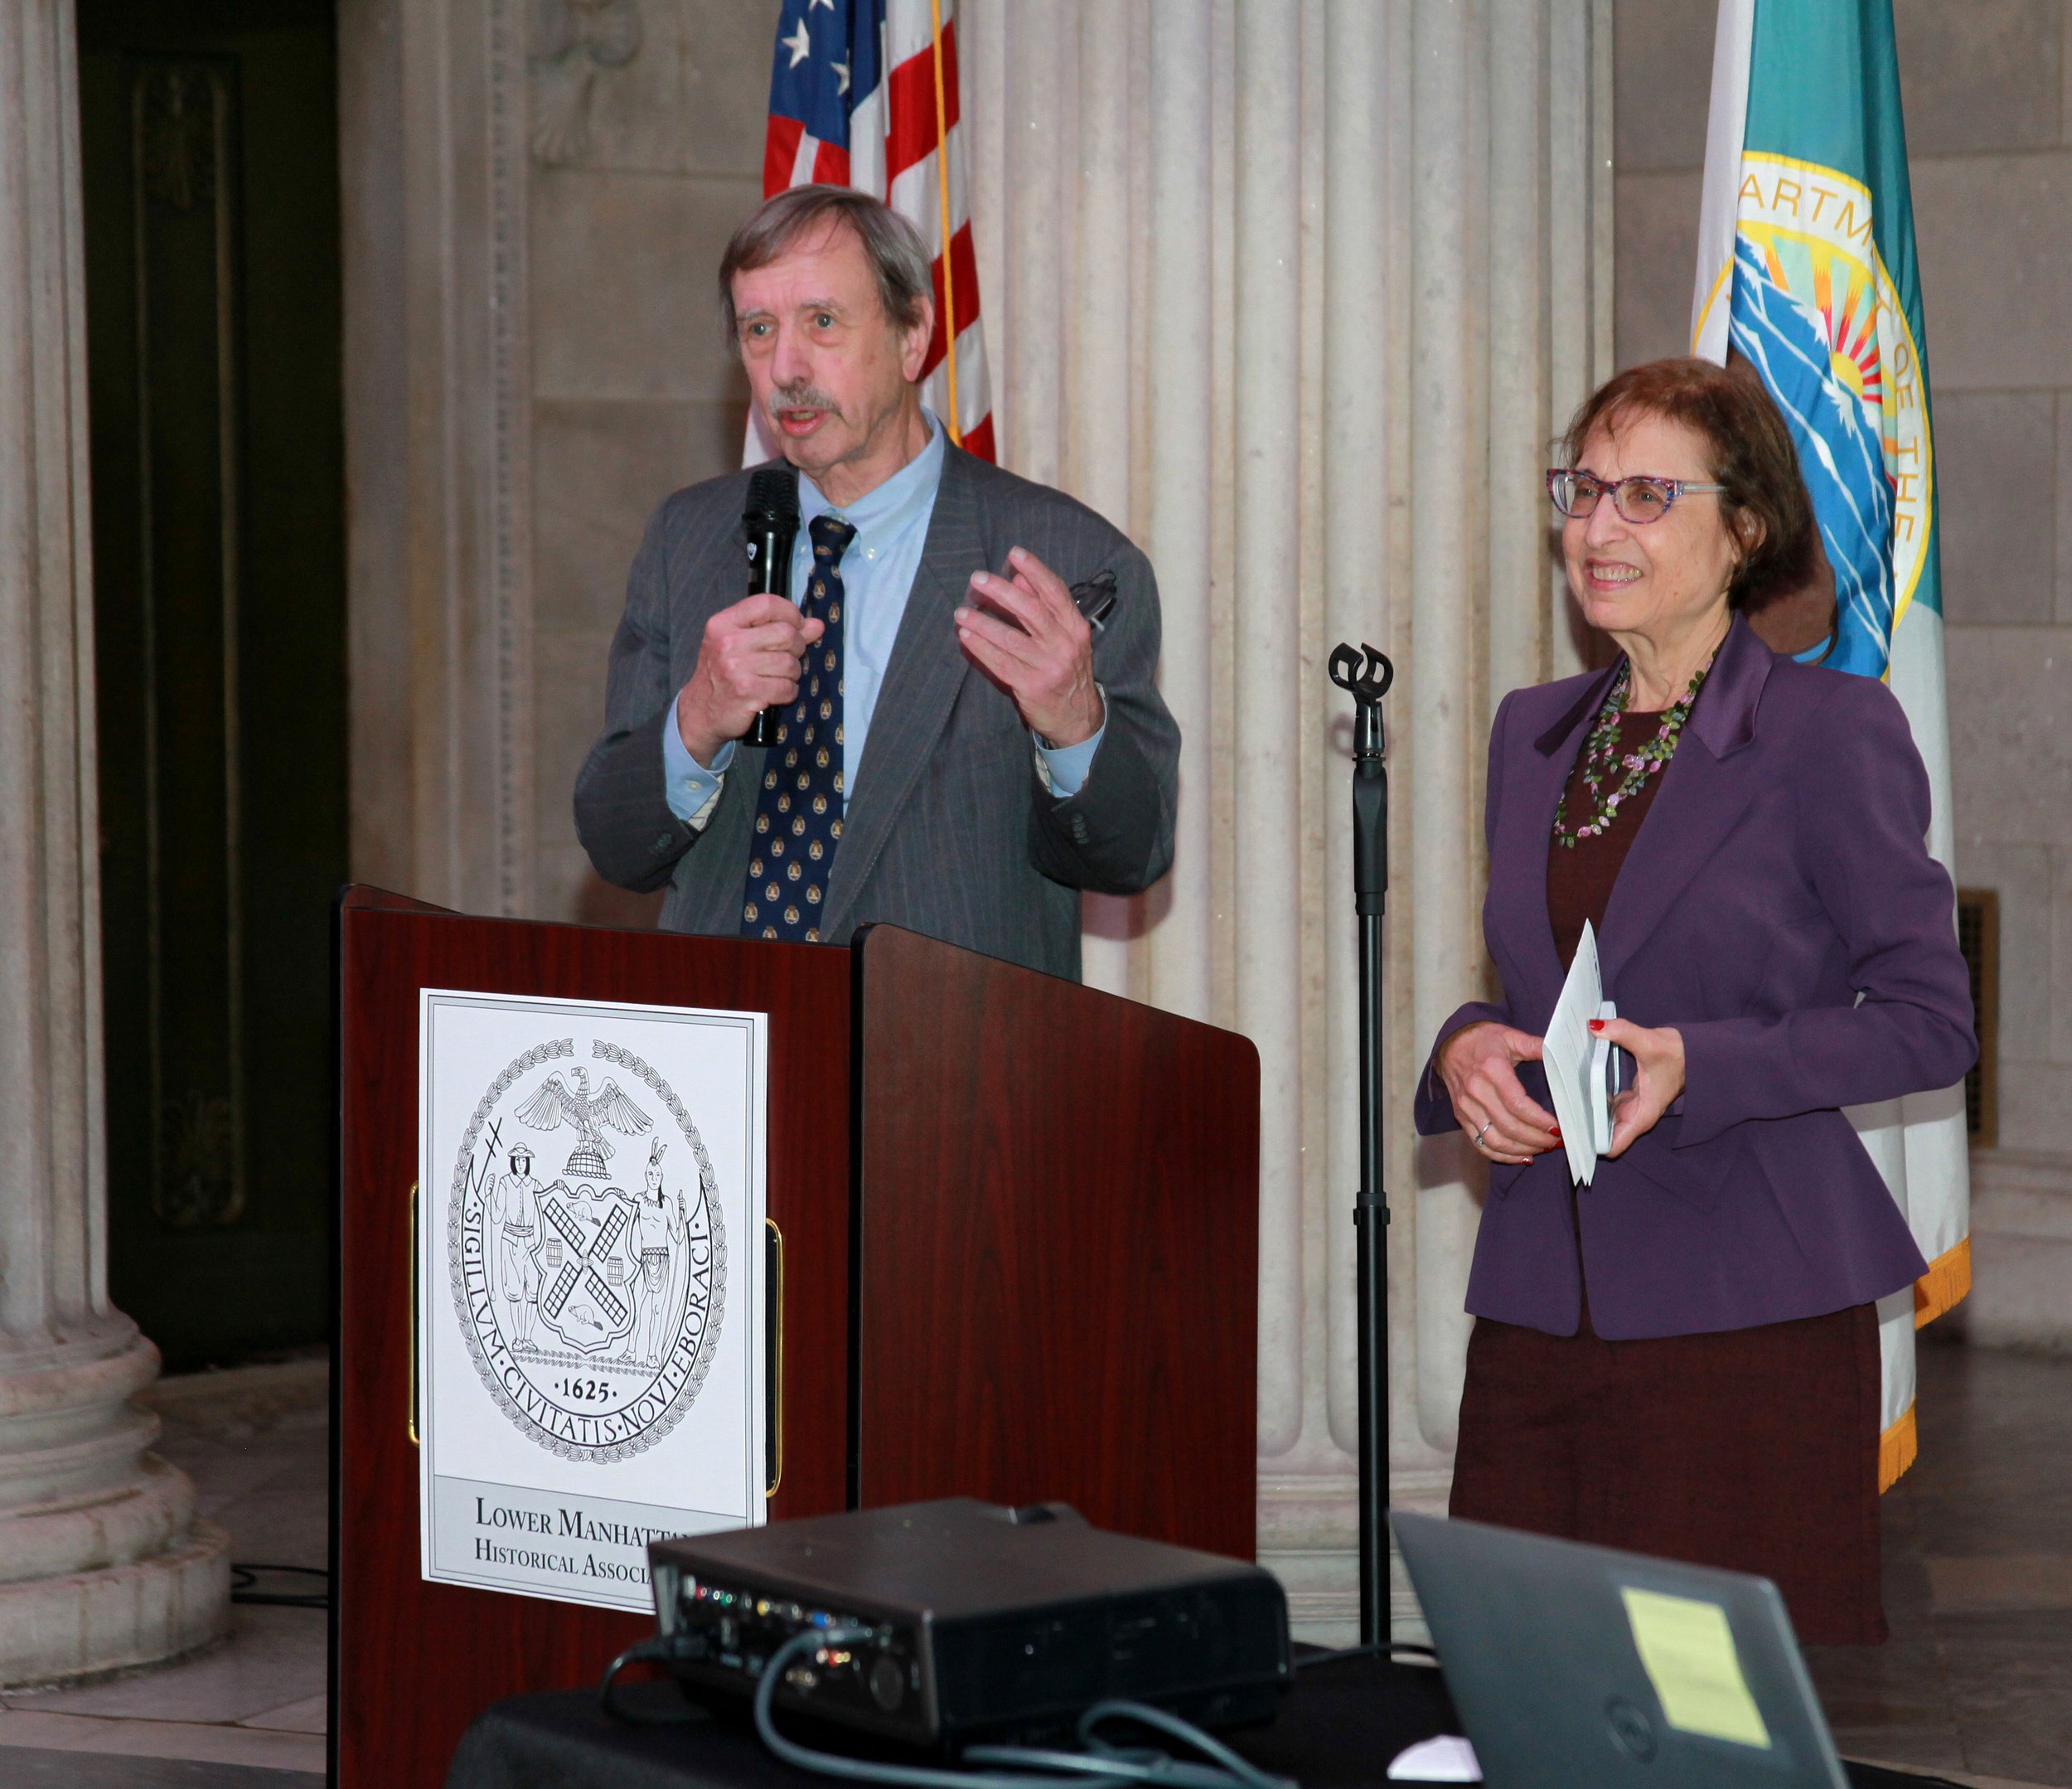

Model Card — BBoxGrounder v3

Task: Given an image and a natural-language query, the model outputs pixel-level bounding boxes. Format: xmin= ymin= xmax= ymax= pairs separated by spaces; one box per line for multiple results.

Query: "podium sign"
xmin=416 ymin=990 xmax=767 ymax=1612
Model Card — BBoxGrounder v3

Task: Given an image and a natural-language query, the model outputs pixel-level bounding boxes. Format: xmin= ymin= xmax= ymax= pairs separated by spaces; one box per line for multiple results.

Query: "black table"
xmin=445 ymin=1656 xmax=1959 ymax=1789
xmin=447 ymin=1656 xmax=1455 ymax=1789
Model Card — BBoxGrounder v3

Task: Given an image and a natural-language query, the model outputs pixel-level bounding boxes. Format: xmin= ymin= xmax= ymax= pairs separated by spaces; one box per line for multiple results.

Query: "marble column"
xmin=964 ymin=0 xmax=1613 ymax=1640
xmin=0 ymin=0 xmax=230 ymax=1684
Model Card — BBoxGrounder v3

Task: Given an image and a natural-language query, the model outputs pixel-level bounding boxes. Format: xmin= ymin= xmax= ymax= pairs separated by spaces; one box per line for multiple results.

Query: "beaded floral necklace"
xmin=1551 ymin=649 xmax=1716 ymax=850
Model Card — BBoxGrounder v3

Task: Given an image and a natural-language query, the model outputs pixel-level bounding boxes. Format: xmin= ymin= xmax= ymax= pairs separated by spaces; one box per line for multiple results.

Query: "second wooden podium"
xmin=333 ymin=888 xmax=1261 ymax=1787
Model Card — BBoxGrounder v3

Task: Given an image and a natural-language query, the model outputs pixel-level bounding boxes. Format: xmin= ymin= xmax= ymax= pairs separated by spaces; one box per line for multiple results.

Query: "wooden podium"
xmin=332 ymin=886 xmax=1261 ymax=1787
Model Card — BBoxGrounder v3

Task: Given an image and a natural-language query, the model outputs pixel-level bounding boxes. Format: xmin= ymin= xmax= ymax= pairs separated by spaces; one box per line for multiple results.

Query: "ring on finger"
xmin=1473 ymin=1118 xmax=1493 ymax=1147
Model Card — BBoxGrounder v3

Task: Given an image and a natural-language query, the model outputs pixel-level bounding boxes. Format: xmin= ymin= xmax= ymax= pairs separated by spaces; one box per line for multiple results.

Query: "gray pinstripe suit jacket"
xmin=572 ymin=444 xmax=1179 ymax=981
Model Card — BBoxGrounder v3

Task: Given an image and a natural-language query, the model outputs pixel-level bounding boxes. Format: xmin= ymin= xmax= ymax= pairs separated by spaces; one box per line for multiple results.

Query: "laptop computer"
xmin=1391 ymin=1510 xmax=1850 ymax=1788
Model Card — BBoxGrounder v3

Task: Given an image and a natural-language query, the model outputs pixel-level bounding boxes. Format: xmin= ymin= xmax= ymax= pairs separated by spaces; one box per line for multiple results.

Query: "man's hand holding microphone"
xmin=673 ymin=596 xmax=825 ymax=768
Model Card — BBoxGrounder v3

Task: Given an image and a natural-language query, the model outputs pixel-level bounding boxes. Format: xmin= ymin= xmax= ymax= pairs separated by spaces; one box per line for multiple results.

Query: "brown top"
xmin=1545 ymin=709 xmax=1675 ymax=970
xmin=1546 ymin=707 xmax=1683 ymax=1316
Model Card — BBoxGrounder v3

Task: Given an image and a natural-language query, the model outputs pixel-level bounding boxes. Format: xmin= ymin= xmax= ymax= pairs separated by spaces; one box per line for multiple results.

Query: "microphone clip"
xmin=1329 ymin=642 xmax=1393 ymax=765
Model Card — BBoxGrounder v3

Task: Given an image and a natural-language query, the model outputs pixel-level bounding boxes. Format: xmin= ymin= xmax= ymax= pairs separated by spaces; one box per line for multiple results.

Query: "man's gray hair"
xmin=719 ymin=185 xmax=932 ymax=343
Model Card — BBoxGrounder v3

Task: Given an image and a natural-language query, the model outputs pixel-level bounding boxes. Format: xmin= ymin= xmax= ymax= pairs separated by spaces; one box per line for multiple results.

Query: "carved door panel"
xmin=79 ymin=0 xmax=343 ymax=1366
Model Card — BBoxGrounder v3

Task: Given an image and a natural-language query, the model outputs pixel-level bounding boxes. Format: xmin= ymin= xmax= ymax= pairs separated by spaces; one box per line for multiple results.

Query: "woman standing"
xmin=1416 ymin=358 xmax=1974 ymax=1644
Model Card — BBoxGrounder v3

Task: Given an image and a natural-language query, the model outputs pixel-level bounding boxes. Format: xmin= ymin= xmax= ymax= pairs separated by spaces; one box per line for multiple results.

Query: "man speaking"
xmin=574 ymin=187 xmax=1178 ymax=979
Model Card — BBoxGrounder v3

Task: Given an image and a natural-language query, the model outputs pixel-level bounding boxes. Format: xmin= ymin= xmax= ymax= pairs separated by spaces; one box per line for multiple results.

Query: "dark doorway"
xmin=78 ymin=0 xmax=345 ymax=1368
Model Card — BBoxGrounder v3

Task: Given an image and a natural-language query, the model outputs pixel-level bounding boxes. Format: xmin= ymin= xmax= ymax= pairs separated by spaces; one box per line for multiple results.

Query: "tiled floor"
xmin=1806 ymin=1337 xmax=2072 ymax=1788
xmin=0 ymin=1340 xmax=2065 ymax=1788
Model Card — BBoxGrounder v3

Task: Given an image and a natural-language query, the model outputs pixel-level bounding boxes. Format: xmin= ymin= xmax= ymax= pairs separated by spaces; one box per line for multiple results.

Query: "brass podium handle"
xmin=766 ymin=1216 xmax=784 ymax=1498
xmin=408 ymin=1181 xmax=420 ymax=1447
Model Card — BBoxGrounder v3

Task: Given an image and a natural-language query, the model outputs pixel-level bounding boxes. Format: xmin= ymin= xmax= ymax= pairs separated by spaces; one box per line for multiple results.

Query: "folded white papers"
xmin=1542 ymin=919 xmax=1619 ymax=1185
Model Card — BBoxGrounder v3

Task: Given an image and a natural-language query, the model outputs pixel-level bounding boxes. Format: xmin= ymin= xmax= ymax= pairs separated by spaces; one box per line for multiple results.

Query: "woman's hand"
xmin=1437 ymin=1023 xmax=1561 ymax=1165
xmin=1590 ymin=1016 xmax=1687 ymax=1156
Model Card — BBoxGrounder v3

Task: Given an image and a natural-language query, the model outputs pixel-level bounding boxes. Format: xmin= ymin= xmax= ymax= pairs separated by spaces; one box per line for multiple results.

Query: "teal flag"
xmin=1693 ymin=0 xmax=1939 ymax=676
xmin=1692 ymin=0 xmax=1968 ymax=1492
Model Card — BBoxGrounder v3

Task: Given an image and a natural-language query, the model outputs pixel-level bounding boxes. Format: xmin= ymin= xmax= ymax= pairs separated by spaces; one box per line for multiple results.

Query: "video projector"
xmin=646 ymin=1498 xmax=1291 ymax=1748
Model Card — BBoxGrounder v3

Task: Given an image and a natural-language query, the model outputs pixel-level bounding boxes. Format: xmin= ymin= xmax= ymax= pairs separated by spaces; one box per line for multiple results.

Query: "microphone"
xmin=742 ymin=467 xmax=801 ymax=749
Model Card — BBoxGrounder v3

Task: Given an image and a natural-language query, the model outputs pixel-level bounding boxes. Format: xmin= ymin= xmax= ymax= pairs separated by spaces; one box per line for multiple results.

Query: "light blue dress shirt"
xmin=661 ymin=412 xmax=1102 ymax=826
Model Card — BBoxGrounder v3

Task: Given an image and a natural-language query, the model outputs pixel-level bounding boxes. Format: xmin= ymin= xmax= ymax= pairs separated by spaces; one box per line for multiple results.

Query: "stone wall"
xmin=341 ymin=0 xmax=767 ymax=928
xmin=527 ymin=0 xmax=768 ymax=926
xmin=1615 ymin=0 xmax=2072 ymax=1345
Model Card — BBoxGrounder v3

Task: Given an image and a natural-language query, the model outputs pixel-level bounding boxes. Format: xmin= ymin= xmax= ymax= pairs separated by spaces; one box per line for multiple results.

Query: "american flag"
xmin=762 ymin=0 xmax=995 ymax=463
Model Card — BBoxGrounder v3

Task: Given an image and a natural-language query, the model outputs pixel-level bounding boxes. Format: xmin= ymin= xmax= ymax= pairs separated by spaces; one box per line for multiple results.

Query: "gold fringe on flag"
xmin=1913 ymin=1235 xmax=1971 ymax=1330
xmin=1876 ymin=1239 xmax=1971 ymax=1496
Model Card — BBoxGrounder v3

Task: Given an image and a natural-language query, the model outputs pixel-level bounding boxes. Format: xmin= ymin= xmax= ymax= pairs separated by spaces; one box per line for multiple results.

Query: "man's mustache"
xmin=767 ymin=383 xmax=840 ymax=419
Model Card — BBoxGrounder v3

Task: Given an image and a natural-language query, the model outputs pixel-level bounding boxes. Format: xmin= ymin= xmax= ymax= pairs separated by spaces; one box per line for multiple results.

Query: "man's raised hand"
xmin=956 ymin=546 xmax=1105 ymax=748
xmin=674 ymin=593 xmax=825 ymax=767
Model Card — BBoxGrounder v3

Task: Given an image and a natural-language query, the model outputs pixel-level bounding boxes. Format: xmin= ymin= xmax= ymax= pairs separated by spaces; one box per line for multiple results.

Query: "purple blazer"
xmin=1414 ymin=617 xmax=1975 ymax=1340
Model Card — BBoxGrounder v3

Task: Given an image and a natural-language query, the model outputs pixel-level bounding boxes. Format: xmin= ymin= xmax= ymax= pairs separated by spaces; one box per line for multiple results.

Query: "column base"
xmin=1259 ymin=1463 xmax=1455 ymax=1647
xmin=0 ymin=1326 xmax=235 ymax=1686
xmin=0 ymin=1512 xmax=230 ymax=1687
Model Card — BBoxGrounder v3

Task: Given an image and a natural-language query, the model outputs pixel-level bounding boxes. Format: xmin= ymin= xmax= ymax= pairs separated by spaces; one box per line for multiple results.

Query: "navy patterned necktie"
xmin=740 ymin=513 xmax=854 ymax=942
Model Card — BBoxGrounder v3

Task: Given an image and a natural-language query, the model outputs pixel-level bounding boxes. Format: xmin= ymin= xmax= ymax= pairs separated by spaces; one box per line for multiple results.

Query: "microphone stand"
xmin=1329 ymin=641 xmax=1394 ymax=1649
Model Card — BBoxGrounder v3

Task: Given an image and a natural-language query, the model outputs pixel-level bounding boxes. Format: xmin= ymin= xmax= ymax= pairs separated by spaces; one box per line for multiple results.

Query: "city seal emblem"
xmin=446 ymin=1037 xmax=726 ymax=1463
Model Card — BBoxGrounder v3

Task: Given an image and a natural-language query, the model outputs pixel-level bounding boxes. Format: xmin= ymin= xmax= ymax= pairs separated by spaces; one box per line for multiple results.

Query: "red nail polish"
xmin=1551 ymin=1126 xmax=1563 ymax=1139
xmin=1587 ymin=1019 xmax=1605 ymax=1032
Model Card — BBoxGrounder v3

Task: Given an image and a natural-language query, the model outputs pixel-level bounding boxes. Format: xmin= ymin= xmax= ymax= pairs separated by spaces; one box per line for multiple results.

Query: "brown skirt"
xmin=1449 ymin=1297 xmax=1886 ymax=1646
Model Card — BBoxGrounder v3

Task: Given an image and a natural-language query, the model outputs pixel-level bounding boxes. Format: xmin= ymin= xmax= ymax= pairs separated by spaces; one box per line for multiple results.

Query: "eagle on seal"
xmin=512 ymin=1066 xmax=652 ymax=1161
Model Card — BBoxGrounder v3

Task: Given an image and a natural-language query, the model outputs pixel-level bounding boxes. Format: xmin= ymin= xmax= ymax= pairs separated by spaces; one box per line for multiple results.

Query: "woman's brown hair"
xmin=1561 ymin=356 xmax=1817 ymax=611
